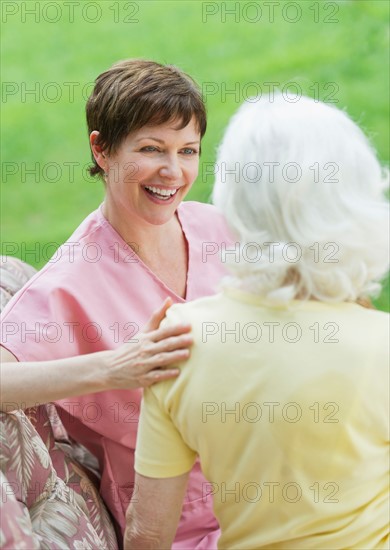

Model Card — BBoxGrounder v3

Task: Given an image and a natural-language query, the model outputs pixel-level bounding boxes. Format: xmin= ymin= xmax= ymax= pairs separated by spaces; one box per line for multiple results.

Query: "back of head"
xmin=86 ymin=59 xmax=206 ymax=177
xmin=212 ymin=94 xmax=389 ymax=303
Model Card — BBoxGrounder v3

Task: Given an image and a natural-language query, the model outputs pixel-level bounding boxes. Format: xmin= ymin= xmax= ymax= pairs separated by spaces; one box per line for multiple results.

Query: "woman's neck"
xmin=101 ymin=200 xmax=182 ymax=260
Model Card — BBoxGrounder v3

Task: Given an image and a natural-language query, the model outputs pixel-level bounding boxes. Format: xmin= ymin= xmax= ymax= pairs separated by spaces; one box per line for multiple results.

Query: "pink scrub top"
xmin=1 ymin=201 xmax=233 ymax=549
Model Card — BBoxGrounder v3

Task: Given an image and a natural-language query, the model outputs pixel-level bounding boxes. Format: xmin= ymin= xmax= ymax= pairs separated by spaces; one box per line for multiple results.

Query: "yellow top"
xmin=135 ymin=289 xmax=389 ymax=549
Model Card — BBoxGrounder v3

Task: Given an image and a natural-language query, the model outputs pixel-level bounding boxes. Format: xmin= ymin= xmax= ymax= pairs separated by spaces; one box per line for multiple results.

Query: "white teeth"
xmin=145 ymin=186 xmax=177 ymax=197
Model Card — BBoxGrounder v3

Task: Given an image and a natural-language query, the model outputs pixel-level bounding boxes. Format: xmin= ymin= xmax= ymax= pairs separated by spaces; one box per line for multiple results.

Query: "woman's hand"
xmin=0 ymin=299 xmax=191 ymax=410
xmin=105 ymin=298 xmax=192 ymax=389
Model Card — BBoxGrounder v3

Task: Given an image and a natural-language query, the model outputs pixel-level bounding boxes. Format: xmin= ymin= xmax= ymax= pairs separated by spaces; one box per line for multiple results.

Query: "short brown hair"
xmin=86 ymin=59 xmax=207 ymax=177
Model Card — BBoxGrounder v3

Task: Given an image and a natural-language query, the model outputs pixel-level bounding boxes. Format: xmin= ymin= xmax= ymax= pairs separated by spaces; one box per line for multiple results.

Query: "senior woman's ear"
xmin=89 ymin=130 xmax=107 ymax=171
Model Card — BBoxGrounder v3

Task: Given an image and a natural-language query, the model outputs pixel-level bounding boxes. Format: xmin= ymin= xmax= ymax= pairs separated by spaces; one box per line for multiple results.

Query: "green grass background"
xmin=1 ymin=0 xmax=389 ymax=310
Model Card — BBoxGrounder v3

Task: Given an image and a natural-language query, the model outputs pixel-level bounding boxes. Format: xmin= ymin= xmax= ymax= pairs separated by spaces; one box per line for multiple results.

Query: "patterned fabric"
xmin=0 ymin=410 xmax=116 ymax=549
xmin=0 ymin=256 xmax=118 ymax=549
xmin=0 ymin=470 xmax=41 ymax=550
xmin=0 ymin=256 xmax=37 ymax=312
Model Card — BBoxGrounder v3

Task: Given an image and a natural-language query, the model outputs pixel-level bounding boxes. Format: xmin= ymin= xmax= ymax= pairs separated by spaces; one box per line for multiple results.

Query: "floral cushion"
xmin=0 ymin=410 xmax=116 ymax=549
xmin=0 ymin=469 xmax=41 ymax=550
xmin=0 ymin=256 xmax=37 ymax=312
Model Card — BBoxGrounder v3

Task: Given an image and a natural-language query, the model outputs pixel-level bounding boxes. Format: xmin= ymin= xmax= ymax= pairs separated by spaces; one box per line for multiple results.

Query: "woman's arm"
xmin=124 ymin=472 xmax=189 ymax=550
xmin=0 ymin=298 xmax=192 ymax=411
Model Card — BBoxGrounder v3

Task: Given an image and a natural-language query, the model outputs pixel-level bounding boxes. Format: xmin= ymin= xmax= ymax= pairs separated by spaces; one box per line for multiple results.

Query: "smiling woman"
xmin=0 ymin=59 xmax=232 ymax=548
xmin=85 ymin=60 xmax=207 ymax=298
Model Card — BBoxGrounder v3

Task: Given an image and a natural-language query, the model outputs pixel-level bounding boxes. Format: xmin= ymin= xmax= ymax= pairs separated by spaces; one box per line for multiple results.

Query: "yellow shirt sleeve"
xmin=135 ymin=384 xmax=197 ymax=478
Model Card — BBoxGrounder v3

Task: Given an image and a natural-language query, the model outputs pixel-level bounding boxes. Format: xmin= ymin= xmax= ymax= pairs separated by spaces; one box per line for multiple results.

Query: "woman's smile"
xmin=143 ymin=185 xmax=180 ymax=203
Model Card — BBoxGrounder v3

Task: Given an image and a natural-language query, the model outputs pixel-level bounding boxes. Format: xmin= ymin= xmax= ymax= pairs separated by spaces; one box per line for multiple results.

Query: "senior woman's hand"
xmin=104 ymin=298 xmax=192 ymax=390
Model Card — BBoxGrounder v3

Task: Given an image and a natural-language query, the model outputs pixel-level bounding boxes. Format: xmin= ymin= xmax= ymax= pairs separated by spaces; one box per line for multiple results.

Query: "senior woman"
xmin=125 ymin=94 xmax=389 ymax=549
xmin=0 ymin=59 xmax=232 ymax=547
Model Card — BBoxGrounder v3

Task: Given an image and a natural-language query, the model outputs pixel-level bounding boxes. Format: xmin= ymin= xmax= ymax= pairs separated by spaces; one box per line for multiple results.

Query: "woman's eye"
xmin=181 ymin=148 xmax=198 ymax=155
xmin=140 ymin=146 xmax=158 ymax=152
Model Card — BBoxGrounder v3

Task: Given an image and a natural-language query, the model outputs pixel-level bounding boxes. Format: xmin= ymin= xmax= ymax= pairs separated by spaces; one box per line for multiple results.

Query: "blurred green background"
xmin=1 ymin=0 xmax=389 ymax=310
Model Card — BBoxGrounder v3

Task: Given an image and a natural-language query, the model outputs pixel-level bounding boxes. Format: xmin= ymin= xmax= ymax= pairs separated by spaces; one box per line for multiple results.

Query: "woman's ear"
xmin=89 ymin=131 xmax=107 ymax=170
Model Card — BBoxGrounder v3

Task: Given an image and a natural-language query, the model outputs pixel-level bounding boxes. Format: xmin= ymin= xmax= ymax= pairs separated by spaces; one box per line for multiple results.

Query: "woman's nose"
xmin=159 ymin=155 xmax=182 ymax=180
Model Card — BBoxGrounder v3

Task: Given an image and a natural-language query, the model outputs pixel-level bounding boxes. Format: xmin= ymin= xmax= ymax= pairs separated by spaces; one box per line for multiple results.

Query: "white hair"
xmin=212 ymin=94 xmax=389 ymax=303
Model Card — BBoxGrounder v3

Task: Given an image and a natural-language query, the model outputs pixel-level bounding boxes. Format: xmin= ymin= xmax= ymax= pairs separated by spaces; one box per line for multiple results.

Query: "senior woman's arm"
xmin=124 ymin=471 xmax=189 ymax=550
xmin=0 ymin=299 xmax=192 ymax=411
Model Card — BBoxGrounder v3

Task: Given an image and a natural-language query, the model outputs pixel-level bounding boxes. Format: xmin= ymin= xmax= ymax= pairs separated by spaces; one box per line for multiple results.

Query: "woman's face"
xmin=99 ymin=117 xmax=201 ymax=227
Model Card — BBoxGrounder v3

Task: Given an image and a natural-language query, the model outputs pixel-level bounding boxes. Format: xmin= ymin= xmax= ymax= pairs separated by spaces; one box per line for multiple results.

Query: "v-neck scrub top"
xmin=0 ymin=201 xmax=232 ymax=548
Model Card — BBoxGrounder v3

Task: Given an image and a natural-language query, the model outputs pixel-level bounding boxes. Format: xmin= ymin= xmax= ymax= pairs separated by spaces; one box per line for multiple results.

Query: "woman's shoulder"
xmin=164 ymin=292 xmax=226 ymax=325
xmin=0 ymin=208 xmax=111 ymax=316
xmin=63 ymin=205 xmax=109 ymax=245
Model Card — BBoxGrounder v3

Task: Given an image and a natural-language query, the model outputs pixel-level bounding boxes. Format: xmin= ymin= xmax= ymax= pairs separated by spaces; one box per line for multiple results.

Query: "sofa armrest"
xmin=0 ymin=409 xmax=118 ymax=549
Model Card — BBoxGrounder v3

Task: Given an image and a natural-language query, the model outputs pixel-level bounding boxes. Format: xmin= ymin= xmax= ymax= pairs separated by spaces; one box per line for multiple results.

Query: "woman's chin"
xmin=141 ymin=196 xmax=184 ymax=226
